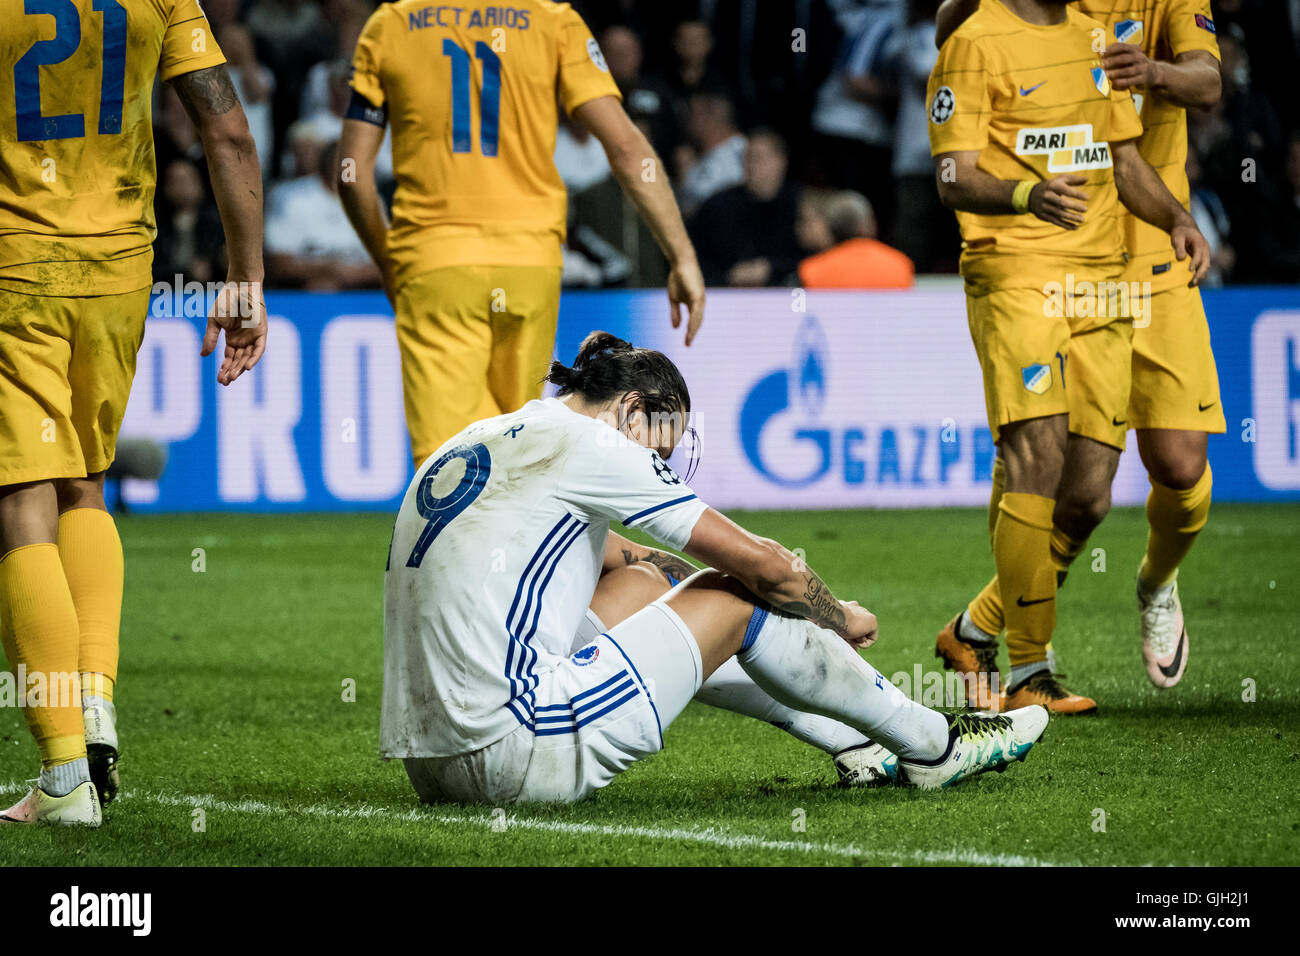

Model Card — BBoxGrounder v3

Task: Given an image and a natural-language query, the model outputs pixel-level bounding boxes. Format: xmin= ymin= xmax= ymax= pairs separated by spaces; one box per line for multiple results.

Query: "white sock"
xmin=40 ymin=758 xmax=90 ymax=797
xmin=1009 ymin=660 xmax=1050 ymax=688
xmin=697 ymin=657 xmax=871 ymax=755
xmin=958 ymin=610 xmax=997 ymax=644
xmin=737 ymin=611 xmax=949 ymax=761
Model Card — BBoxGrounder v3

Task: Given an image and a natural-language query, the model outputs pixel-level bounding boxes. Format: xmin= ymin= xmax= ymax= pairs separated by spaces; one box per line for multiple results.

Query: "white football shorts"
xmin=403 ymin=602 xmax=703 ymax=804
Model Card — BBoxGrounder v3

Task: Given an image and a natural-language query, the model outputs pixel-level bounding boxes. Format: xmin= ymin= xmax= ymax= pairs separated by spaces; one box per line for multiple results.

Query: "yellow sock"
xmin=994 ymin=493 xmax=1057 ymax=669
xmin=986 ymin=455 xmax=1006 ymax=545
xmin=967 ymin=575 xmax=1003 ymax=637
xmin=58 ymin=508 xmax=122 ymax=700
xmin=81 ymin=673 xmax=115 ymax=703
xmin=967 ymin=520 xmax=1087 ymax=639
xmin=1140 ymin=465 xmax=1212 ymax=591
xmin=963 ymin=455 xmax=1009 ymax=638
xmin=1050 ymin=526 xmax=1087 ymax=576
xmin=0 ymin=544 xmax=86 ymax=768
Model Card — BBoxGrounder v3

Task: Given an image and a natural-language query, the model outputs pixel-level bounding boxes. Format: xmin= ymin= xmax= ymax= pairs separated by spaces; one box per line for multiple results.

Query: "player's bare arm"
xmin=682 ymin=508 xmax=879 ymax=647
xmin=171 ymin=64 xmax=266 ymax=386
xmin=603 ymin=530 xmax=697 ymax=583
xmin=935 ymin=0 xmax=980 ymax=48
xmin=1111 ymin=138 xmax=1211 ymax=285
xmin=574 ymin=95 xmax=705 ymax=347
xmin=934 ymin=150 xmax=1088 ymax=230
xmin=1101 ymin=46 xmax=1221 ymax=110
xmin=338 ymin=116 xmax=395 ymax=305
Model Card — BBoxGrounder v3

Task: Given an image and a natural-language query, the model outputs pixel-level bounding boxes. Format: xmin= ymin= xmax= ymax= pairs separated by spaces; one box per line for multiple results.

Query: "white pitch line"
xmin=0 ymin=780 xmax=1073 ymax=866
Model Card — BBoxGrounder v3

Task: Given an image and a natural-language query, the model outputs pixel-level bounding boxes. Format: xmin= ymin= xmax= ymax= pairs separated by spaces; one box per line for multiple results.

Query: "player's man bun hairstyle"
xmin=547 ymin=330 xmax=691 ymax=417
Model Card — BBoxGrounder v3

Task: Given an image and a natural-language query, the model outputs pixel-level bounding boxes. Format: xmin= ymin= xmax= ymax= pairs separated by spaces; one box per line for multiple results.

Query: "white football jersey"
xmin=381 ymin=398 xmax=707 ymax=758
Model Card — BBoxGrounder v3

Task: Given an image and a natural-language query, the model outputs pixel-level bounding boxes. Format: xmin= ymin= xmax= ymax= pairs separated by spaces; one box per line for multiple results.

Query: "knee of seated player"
xmin=1137 ymin=431 xmax=1208 ymax=490
xmin=590 ymin=563 xmax=674 ymax=629
xmin=55 ymin=471 xmax=107 ymax=514
xmin=661 ymin=571 xmax=756 ymax=671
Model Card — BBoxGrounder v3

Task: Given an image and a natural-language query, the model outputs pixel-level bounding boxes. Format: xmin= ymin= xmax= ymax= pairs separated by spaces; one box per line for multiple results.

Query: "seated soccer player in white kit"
xmin=383 ymin=332 xmax=1049 ymax=803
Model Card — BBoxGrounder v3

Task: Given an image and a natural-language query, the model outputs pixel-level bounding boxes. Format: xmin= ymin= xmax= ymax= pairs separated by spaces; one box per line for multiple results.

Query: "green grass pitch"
xmin=1 ymin=504 xmax=1297 ymax=866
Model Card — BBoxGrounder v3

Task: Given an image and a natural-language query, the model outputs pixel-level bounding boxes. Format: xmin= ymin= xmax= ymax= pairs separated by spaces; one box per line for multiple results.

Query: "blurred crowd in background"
xmin=154 ymin=0 xmax=1300 ymax=291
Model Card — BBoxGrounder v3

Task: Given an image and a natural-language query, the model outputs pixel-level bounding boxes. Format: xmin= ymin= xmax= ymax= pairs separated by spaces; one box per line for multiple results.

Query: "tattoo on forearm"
xmin=773 ymin=573 xmax=846 ymax=634
xmin=173 ymin=65 xmax=239 ymax=123
xmin=621 ymin=548 xmax=696 ymax=583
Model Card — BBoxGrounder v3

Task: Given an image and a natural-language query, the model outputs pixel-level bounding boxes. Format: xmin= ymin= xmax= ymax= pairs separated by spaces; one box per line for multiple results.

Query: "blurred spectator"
xmin=706 ymin=0 xmax=839 ymax=163
xmin=300 ymin=1 xmax=371 ymax=120
xmin=600 ymin=25 xmax=681 ymax=159
xmin=1200 ymin=26 xmax=1292 ymax=283
xmin=1186 ymin=149 xmax=1234 ymax=287
xmin=217 ymin=24 xmax=276 ymax=179
xmin=245 ymin=0 xmax=334 ymax=175
xmin=666 ymin=20 xmax=728 ymax=105
xmin=1213 ymin=0 xmax=1300 ymax=136
xmin=154 ymin=85 xmax=206 ymax=170
xmin=677 ymin=91 xmax=746 ymax=216
xmin=796 ymin=188 xmax=836 ymax=253
xmin=294 ymin=58 xmax=396 ymax=184
xmin=153 ymin=159 xmax=224 ymax=283
xmin=265 ymin=133 xmax=382 ymax=290
xmin=811 ymin=0 xmax=903 ymax=235
xmin=690 ymin=129 xmax=802 ymax=286
xmin=889 ymin=0 xmax=956 ymax=271
xmin=797 ymin=191 xmax=914 ymax=288
xmin=198 ymin=0 xmax=241 ymax=30
xmin=555 ymin=111 xmax=612 ymax=194
xmin=1271 ymin=132 xmax=1300 ymax=282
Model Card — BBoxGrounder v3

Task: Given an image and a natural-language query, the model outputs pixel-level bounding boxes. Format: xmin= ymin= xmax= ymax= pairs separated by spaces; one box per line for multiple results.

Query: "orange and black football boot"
xmin=935 ymin=612 xmax=1002 ymax=711
xmin=1001 ymin=669 xmax=1097 ymax=715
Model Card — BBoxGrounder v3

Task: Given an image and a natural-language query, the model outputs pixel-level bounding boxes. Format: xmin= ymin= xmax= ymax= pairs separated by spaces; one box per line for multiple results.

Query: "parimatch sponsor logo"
xmin=1016 ymin=124 xmax=1112 ymax=172
xmin=49 ymin=886 xmax=151 ymax=936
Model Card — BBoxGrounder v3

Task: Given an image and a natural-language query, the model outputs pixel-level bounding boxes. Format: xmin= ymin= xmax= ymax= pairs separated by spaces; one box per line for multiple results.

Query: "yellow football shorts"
xmin=395 ymin=264 xmax=562 ymax=465
xmin=967 ymin=286 xmax=1135 ymax=451
xmin=0 ymin=287 xmax=149 ymax=486
xmin=1128 ymin=282 xmax=1225 ymax=434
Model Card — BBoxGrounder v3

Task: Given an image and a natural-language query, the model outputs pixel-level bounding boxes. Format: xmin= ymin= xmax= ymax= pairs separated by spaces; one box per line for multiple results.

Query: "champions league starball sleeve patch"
xmin=929 ymin=86 xmax=956 ymax=125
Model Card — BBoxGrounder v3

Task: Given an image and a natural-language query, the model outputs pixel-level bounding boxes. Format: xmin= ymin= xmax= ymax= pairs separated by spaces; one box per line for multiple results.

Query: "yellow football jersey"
xmin=928 ymin=1 xmax=1144 ymax=297
xmin=0 ymin=0 xmax=224 ymax=297
xmin=1078 ymin=1 xmax=1219 ymax=291
xmin=350 ymin=0 xmax=621 ymax=285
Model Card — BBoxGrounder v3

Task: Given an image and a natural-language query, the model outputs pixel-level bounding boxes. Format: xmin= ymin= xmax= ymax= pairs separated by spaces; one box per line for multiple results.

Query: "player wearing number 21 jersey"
xmin=0 ymin=0 xmax=264 ymax=827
